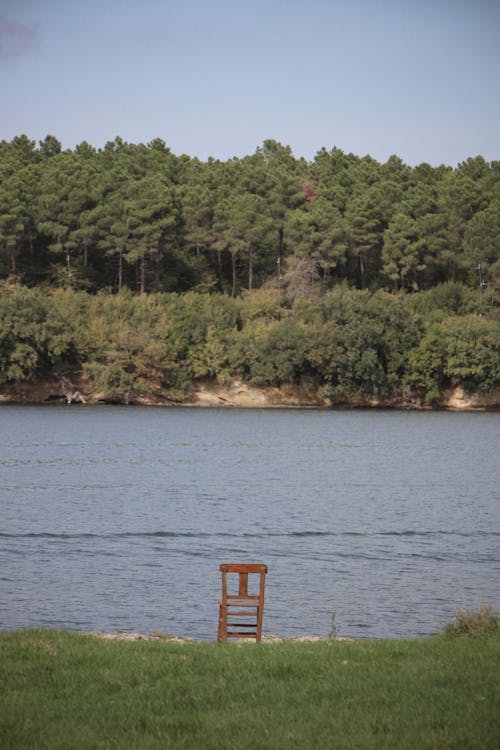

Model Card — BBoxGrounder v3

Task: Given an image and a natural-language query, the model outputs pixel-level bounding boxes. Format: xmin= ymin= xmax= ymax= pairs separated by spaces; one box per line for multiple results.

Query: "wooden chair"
xmin=217 ymin=563 xmax=268 ymax=642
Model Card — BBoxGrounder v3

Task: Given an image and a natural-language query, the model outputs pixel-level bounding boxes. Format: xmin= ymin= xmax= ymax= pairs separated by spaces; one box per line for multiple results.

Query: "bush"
xmin=443 ymin=606 xmax=500 ymax=638
xmin=406 ymin=315 xmax=500 ymax=398
xmin=0 ymin=285 xmax=88 ymax=382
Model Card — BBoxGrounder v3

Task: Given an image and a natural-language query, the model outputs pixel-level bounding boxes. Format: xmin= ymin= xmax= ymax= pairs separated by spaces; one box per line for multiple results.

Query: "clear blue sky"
xmin=1 ymin=0 xmax=499 ymax=166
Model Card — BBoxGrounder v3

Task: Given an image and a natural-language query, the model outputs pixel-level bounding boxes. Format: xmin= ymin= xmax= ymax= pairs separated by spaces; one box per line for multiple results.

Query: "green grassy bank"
xmin=1 ymin=629 xmax=499 ymax=749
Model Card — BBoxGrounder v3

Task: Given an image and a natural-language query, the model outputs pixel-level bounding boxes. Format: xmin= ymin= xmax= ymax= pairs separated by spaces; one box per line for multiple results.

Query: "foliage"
xmin=443 ymin=607 xmax=500 ymax=638
xmin=406 ymin=315 xmax=500 ymax=398
xmin=405 ymin=281 xmax=477 ymax=319
xmin=84 ymin=291 xmax=196 ymax=401
xmin=0 ymin=284 xmax=89 ymax=382
xmin=0 ymin=283 xmax=498 ymax=403
xmin=301 ymin=287 xmax=421 ymax=399
xmin=1 ymin=135 xmax=499 ymax=300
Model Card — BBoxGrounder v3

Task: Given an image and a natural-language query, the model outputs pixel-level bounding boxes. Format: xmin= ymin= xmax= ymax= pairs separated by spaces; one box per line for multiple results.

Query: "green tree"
xmin=0 ymin=175 xmax=26 ymax=276
xmin=0 ymin=139 xmax=41 ymax=280
xmin=0 ymin=285 xmax=87 ymax=382
xmin=253 ymin=140 xmax=307 ymax=277
xmin=181 ymin=181 xmax=216 ymax=289
xmin=124 ymin=175 xmax=180 ymax=294
xmin=214 ymin=193 xmax=273 ymax=296
xmin=39 ymin=134 xmax=62 ymax=158
xmin=85 ymin=292 xmax=190 ymax=401
xmin=311 ymin=146 xmax=355 ymax=213
xmin=382 ymin=212 xmax=421 ymax=291
xmin=37 ymin=153 xmax=99 ymax=288
xmin=304 ymin=287 xmax=419 ymax=399
xmin=463 ymin=201 xmax=500 ymax=307
xmin=407 ymin=315 xmax=500 ymax=399
xmin=344 ymin=192 xmax=384 ymax=290
xmin=285 ymin=196 xmax=347 ymax=290
xmin=94 ymin=188 xmax=129 ymax=291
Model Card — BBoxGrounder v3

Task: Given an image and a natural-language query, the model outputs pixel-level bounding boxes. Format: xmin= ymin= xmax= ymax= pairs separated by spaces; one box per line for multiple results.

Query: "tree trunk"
xmin=118 ymin=249 xmax=123 ymax=292
xmin=217 ymin=249 xmax=223 ymax=292
xmin=278 ymin=226 xmax=284 ymax=286
xmin=10 ymin=251 xmax=16 ymax=275
xmin=66 ymin=250 xmax=72 ymax=289
xmin=155 ymin=250 xmax=161 ymax=291
xmin=140 ymin=254 xmax=146 ymax=295
xmin=231 ymin=251 xmax=237 ymax=298
xmin=359 ymin=251 xmax=366 ymax=290
xmin=323 ymin=263 xmax=330 ymax=290
xmin=196 ymin=242 xmax=201 ymax=279
xmin=278 ymin=226 xmax=284 ymax=265
xmin=248 ymin=245 xmax=253 ymax=291
xmin=155 ymin=250 xmax=162 ymax=292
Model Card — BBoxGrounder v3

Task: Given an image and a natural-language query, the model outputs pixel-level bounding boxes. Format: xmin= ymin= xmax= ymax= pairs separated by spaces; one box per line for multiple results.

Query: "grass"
xmin=1 ymin=628 xmax=499 ymax=749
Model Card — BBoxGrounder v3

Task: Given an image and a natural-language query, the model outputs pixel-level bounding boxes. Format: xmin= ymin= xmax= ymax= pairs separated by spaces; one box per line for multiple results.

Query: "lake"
xmin=1 ymin=405 xmax=499 ymax=640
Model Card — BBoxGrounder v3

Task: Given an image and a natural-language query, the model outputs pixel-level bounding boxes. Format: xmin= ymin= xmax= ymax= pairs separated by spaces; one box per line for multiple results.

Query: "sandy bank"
xmin=82 ymin=632 xmax=355 ymax=643
xmin=0 ymin=375 xmax=498 ymax=410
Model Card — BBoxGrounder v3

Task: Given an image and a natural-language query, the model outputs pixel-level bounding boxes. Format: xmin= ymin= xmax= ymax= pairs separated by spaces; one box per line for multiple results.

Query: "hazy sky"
xmin=1 ymin=0 xmax=499 ymax=165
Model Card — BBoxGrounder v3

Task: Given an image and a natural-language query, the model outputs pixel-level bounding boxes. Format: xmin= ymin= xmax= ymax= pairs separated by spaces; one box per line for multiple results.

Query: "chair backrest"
xmin=219 ymin=563 xmax=267 ymax=601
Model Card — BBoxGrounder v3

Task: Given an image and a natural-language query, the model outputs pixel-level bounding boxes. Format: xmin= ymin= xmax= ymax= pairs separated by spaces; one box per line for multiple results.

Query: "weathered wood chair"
xmin=217 ymin=563 xmax=268 ymax=642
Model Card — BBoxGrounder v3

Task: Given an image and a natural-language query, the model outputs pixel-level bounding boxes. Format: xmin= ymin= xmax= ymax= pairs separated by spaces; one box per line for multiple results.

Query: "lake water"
xmin=1 ymin=405 xmax=499 ymax=640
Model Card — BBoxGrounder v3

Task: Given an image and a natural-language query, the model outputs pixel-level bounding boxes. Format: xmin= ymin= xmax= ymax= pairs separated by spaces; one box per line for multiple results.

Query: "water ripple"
xmin=1 ymin=529 xmax=498 ymax=540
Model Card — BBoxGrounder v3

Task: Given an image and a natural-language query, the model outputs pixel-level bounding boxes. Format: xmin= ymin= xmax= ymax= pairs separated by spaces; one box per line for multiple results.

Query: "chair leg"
xmin=256 ymin=605 xmax=264 ymax=642
xmin=217 ymin=603 xmax=227 ymax=642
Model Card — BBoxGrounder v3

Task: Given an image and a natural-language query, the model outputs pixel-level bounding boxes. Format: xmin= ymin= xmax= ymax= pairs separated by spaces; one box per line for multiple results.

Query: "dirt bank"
xmin=82 ymin=631 xmax=355 ymax=643
xmin=0 ymin=375 xmax=498 ymax=410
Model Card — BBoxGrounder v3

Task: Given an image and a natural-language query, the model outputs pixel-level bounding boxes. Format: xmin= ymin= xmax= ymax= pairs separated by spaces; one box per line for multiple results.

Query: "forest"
xmin=0 ymin=135 xmax=498 ymax=405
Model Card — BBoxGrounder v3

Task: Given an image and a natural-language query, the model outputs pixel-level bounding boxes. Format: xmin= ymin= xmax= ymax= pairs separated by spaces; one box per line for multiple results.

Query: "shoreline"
xmin=0 ymin=376 xmax=499 ymax=411
xmin=80 ymin=631 xmax=356 ymax=643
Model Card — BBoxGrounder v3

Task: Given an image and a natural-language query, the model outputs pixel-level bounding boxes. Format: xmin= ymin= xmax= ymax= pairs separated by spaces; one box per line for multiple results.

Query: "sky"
xmin=1 ymin=0 xmax=499 ymax=166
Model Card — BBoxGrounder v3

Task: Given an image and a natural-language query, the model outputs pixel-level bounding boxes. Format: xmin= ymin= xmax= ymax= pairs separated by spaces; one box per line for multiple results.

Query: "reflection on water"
xmin=1 ymin=406 xmax=499 ymax=639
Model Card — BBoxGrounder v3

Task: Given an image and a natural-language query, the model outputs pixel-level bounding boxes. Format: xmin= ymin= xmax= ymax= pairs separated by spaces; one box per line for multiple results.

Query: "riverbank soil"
xmin=0 ymin=375 xmax=498 ymax=409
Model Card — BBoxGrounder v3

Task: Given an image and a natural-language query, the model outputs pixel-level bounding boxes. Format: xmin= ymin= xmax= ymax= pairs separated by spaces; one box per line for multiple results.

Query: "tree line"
xmin=1 ymin=283 xmax=498 ymax=404
xmin=1 ymin=135 xmax=498 ymax=404
xmin=1 ymin=135 xmax=499 ymax=303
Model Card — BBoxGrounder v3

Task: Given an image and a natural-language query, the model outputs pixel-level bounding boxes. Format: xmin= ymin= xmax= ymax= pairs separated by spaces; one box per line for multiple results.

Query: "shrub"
xmin=443 ymin=606 xmax=500 ymax=638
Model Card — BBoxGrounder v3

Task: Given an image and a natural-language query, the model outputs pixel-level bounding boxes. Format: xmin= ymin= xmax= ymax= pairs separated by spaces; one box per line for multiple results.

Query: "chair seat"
xmin=223 ymin=596 xmax=260 ymax=607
